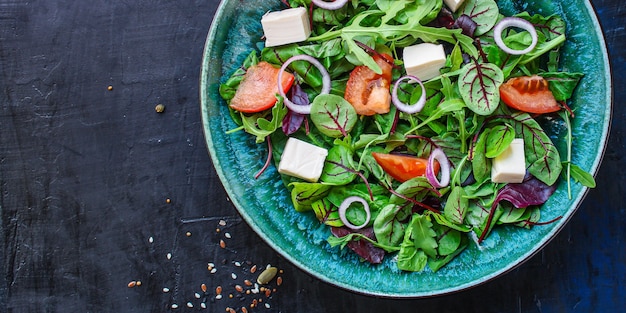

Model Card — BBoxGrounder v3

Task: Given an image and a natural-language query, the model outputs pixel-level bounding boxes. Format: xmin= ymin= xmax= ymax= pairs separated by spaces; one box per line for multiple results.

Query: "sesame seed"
xmin=187 ymin=302 xmax=194 ymax=308
xmin=201 ymin=303 xmax=207 ymax=309
xmin=265 ymin=303 xmax=271 ymax=309
xmin=219 ymin=219 xmax=227 ymax=226
xmin=215 ymin=294 xmax=223 ymax=300
xmin=234 ymin=261 xmax=241 ymax=267
xmin=167 ymin=253 xmax=172 ymax=260
xmin=195 ymin=292 xmax=201 ymax=299
xmin=163 ymin=287 xmax=170 ymax=293
xmin=211 ymin=268 xmax=217 ymax=274
xmin=224 ymin=232 xmax=232 ymax=239
xmin=171 ymin=304 xmax=179 ymax=309
xmin=148 ymin=236 xmax=154 ymax=243
xmin=231 ymin=273 xmax=237 ymax=280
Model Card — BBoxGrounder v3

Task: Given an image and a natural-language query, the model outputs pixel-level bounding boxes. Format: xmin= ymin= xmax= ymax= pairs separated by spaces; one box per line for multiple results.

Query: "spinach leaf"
xmin=321 ymin=144 xmax=358 ymax=185
xmin=541 ymin=72 xmax=584 ymax=101
xmin=289 ymin=182 xmax=332 ymax=212
xmin=240 ymin=98 xmax=288 ymax=143
xmin=443 ymin=186 xmax=468 ymax=225
xmin=509 ymin=112 xmax=562 ymax=185
xmin=312 ymin=198 xmax=343 ymax=227
xmin=485 ymin=124 xmax=515 ymax=158
xmin=397 ymin=217 xmax=428 ymax=272
xmin=310 ymin=94 xmax=358 ymax=138
xmin=373 ymin=203 xmax=411 ymax=248
xmin=458 ymin=61 xmax=504 ymax=115
xmin=460 ymin=0 xmax=499 ymax=36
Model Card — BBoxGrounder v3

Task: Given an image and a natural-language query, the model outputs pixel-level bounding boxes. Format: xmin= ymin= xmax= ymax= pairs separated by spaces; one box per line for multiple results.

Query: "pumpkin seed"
xmin=256 ymin=266 xmax=277 ymax=285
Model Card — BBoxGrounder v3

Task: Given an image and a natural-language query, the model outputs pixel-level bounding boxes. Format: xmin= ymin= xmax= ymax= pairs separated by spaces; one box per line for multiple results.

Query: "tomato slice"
xmin=372 ymin=152 xmax=438 ymax=183
xmin=499 ymin=75 xmax=560 ymax=114
xmin=230 ymin=61 xmax=295 ymax=113
xmin=344 ymin=53 xmax=394 ymax=116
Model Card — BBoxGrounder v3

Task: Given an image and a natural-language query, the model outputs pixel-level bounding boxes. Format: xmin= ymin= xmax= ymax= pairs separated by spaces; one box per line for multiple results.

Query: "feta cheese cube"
xmin=491 ymin=138 xmax=526 ymax=183
xmin=261 ymin=7 xmax=311 ymax=47
xmin=444 ymin=0 xmax=466 ymax=13
xmin=402 ymin=43 xmax=447 ymax=81
xmin=278 ymin=138 xmax=328 ymax=182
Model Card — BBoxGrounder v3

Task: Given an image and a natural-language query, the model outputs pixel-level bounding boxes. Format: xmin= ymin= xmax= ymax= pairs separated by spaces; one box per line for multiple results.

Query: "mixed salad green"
xmin=218 ymin=0 xmax=595 ymax=272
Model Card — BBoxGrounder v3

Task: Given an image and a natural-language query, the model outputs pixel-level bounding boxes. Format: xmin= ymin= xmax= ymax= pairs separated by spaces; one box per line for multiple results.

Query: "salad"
xmin=218 ymin=0 xmax=595 ymax=272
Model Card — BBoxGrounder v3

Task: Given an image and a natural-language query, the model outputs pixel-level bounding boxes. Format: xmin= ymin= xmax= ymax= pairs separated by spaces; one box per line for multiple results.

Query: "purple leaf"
xmin=494 ymin=175 xmax=558 ymax=208
xmin=282 ymin=83 xmax=307 ymax=135
xmin=331 ymin=227 xmax=385 ymax=264
xmin=454 ymin=14 xmax=478 ymax=37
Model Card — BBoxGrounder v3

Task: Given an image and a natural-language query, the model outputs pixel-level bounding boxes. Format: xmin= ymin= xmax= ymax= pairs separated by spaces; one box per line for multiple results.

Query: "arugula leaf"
xmin=240 ymin=98 xmax=288 ymax=143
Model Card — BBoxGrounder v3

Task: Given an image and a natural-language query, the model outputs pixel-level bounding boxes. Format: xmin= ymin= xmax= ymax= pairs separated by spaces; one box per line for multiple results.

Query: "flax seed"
xmin=216 ymin=286 xmax=222 ymax=295
xmin=201 ymin=283 xmax=207 ymax=293
xmin=250 ymin=265 xmax=257 ymax=274
xmin=276 ymin=276 xmax=283 ymax=286
xmin=127 ymin=281 xmax=136 ymax=288
xmin=235 ymin=285 xmax=243 ymax=292
xmin=220 ymin=239 xmax=226 ymax=249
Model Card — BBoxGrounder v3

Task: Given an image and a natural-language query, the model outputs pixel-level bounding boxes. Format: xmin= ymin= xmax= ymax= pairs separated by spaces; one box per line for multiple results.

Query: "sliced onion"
xmin=426 ymin=148 xmax=450 ymax=188
xmin=391 ymin=75 xmax=426 ymax=114
xmin=338 ymin=196 xmax=371 ymax=230
xmin=311 ymin=0 xmax=349 ymax=10
xmin=278 ymin=54 xmax=331 ymax=115
xmin=493 ymin=17 xmax=538 ymax=55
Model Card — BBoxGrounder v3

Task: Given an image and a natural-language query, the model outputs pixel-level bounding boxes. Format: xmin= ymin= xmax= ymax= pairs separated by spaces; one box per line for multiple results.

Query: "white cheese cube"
xmin=444 ymin=0 xmax=466 ymax=13
xmin=491 ymin=138 xmax=526 ymax=183
xmin=278 ymin=137 xmax=328 ymax=182
xmin=402 ymin=43 xmax=447 ymax=81
xmin=261 ymin=7 xmax=311 ymax=47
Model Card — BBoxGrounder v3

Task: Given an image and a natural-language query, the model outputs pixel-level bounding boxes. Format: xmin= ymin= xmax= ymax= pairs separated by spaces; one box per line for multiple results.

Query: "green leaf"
xmin=312 ymin=198 xmax=344 ymax=227
xmin=373 ymin=204 xmax=411 ymax=248
xmin=569 ymin=163 xmax=597 ymax=188
xmin=412 ymin=214 xmax=438 ymax=258
xmin=485 ymin=124 xmax=515 ymax=158
xmin=443 ymin=186 xmax=468 ymax=225
xmin=461 ymin=0 xmax=499 ymax=36
xmin=240 ymin=98 xmax=288 ymax=143
xmin=289 ymin=182 xmax=332 ymax=212
xmin=390 ymin=177 xmax=434 ymax=205
xmin=471 ymin=129 xmax=490 ymax=182
xmin=509 ymin=112 xmax=562 ymax=185
xmin=458 ymin=62 xmax=504 ymax=115
xmin=541 ymin=72 xmax=584 ymax=101
xmin=320 ymin=144 xmax=358 ymax=185
xmin=310 ymin=94 xmax=358 ymax=138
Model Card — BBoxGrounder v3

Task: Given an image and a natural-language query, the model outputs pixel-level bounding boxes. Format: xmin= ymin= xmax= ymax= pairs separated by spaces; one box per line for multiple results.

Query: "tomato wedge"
xmin=499 ymin=75 xmax=560 ymax=114
xmin=372 ymin=152 xmax=438 ymax=183
xmin=344 ymin=53 xmax=394 ymax=116
xmin=230 ymin=61 xmax=295 ymax=113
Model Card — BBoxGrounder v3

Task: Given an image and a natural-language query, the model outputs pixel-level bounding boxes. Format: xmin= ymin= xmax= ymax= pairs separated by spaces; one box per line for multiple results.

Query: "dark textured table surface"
xmin=1 ymin=1 xmax=624 ymax=312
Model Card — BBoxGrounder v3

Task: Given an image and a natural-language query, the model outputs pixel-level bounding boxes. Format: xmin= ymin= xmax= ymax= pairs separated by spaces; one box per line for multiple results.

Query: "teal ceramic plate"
xmin=200 ymin=0 xmax=611 ymax=297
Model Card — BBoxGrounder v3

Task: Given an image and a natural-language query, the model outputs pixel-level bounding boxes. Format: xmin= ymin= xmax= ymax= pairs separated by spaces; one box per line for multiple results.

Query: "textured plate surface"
xmin=200 ymin=0 xmax=611 ymax=297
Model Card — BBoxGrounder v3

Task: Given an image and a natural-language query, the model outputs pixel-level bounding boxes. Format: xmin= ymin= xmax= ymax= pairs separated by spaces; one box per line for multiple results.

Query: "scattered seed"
xmin=187 ymin=302 xmax=194 ymax=308
xmin=220 ymin=240 xmax=226 ymax=249
xmin=279 ymin=269 xmax=284 ymax=274
xmin=201 ymin=283 xmax=207 ymax=293
xmin=234 ymin=261 xmax=241 ymax=267
xmin=148 ymin=236 xmax=154 ymax=243
xmin=229 ymin=294 xmax=234 ymax=299
xmin=246 ymin=290 xmax=251 ymax=295
xmin=211 ymin=268 xmax=217 ymax=274
xmin=252 ymin=299 xmax=258 ymax=308
xmin=216 ymin=294 xmax=223 ymax=300
xmin=155 ymin=104 xmax=166 ymax=113
xmin=201 ymin=302 xmax=207 ymax=309
xmin=250 ymin=265 xmax=257 ymax=274
xmin=244 ymin=279 xmax=253 ymax=286
xmin=166 ymin=198 xmax=171 ymax=204
xmin=226 ymin=308 xmax=236 ymax=313
xmin=276 ymin=276 xmax=283 ymax=286
xmin=135 ymin=281 xmax=142 ymax=286
xmin=265 ymin=289 xmax=271 ymax=297
xmin=219 ymin=219 xmax=227 ymax=226
xmin=256 ymin=266 xmax=278 ymax=285
xmin=216 ymin=228 xmax=221 ymax=233
xmin=127 ymin=281 xmax=136 ymax=288
xmin=216 ymin=286 xmax=223 ymax=295
xmin=107 ymin=85 xmax=113 ymax=91
xmin=235 ymin=285 xmax=243 ymax=293
xmin=231 ymin=273 xmax=237 ymax=280
xmin=195 ymin=292 xmax=201 ymax=299
xmin=242 ymin=307 xmax=249 ymax=313
xmin=163 ymin=287 xmax=170 ymax=293
xmin=171 ymin=304 xmax=179 ymax=309
xmin=265 ymin=303 xmax=271 ymax=309
xmin=167 ymin=253 xmax=172 ymax=260
xmin=224 ymin=232 xmax=232 ymax=239
xmin=186 ymin=231 xmax=192 ymax=237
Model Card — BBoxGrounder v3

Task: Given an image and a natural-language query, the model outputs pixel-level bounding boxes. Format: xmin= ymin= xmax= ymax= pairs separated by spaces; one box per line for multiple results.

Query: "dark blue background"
xmin=1 ymin=0 xmax=623 ymax=312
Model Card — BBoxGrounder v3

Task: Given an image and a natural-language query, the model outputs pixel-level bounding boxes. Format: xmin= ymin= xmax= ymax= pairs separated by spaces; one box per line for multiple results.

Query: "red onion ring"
xmin=278 ymin=54 xmax=331 ymax=115
xmin=338 ymin=196 xmax=371 ymax=230
xmin=493 ymin=17 xmax=538 ymax=55
xmin=311 ymin=0 xmax=349 ymax=10
xmin=426 ymin=148 xmax=450 ymax=188
xmin=391 ymin=75 xmax=426 ymax=114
